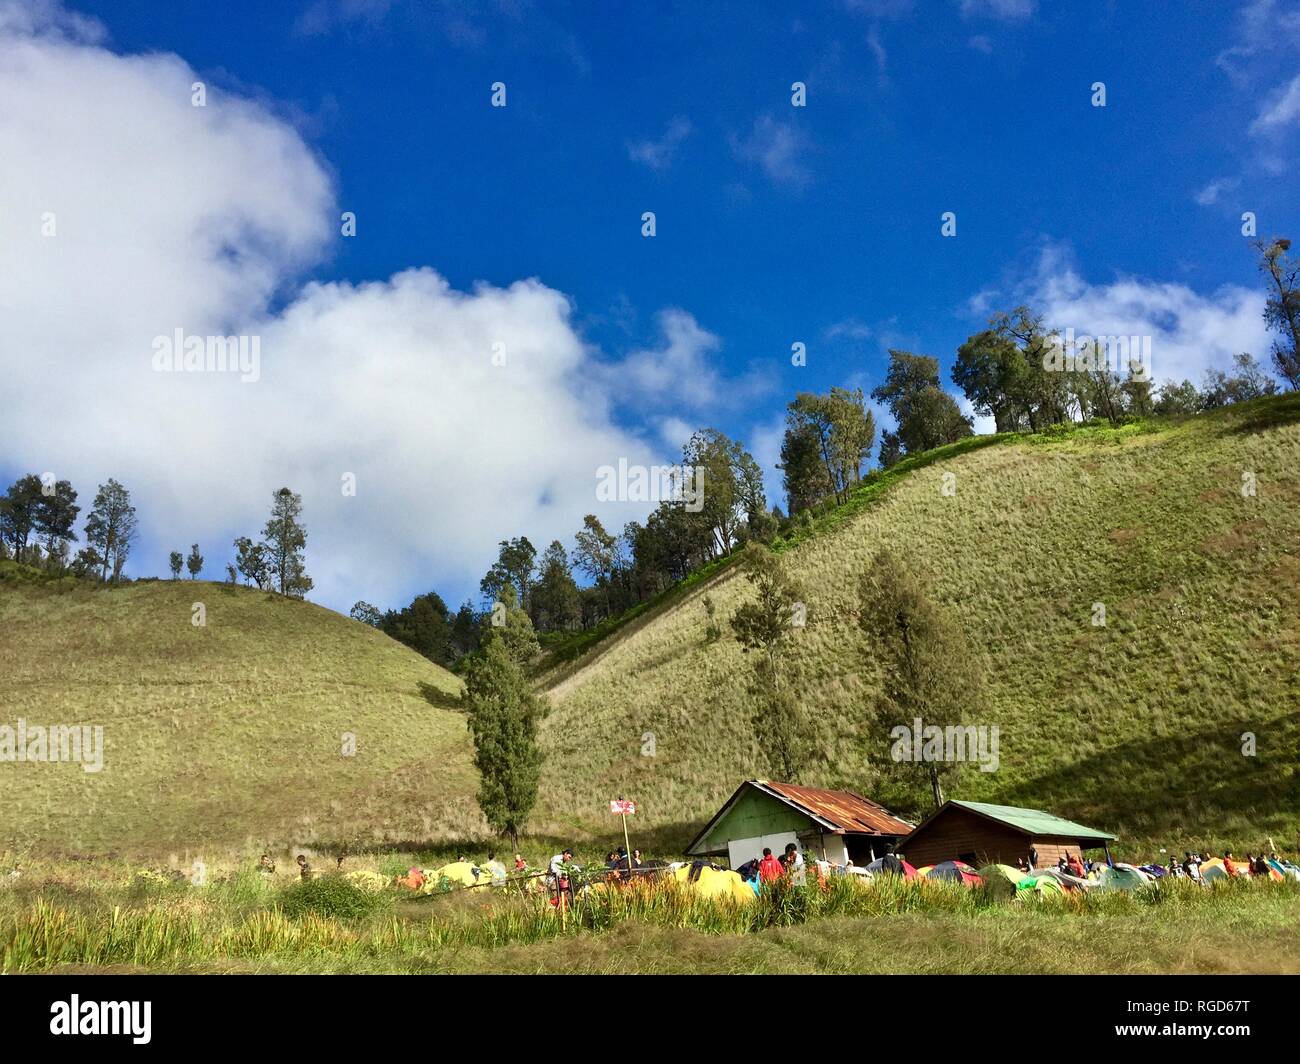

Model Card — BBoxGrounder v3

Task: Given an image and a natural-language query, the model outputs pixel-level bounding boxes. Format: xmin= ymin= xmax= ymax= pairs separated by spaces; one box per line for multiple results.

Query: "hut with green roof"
xmin=898 ymin=799 xmax=1116 ymax=869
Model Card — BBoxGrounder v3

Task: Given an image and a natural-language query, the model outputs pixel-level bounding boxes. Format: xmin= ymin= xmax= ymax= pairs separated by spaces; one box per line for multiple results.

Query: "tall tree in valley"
xmin=731 ymin=543 xmax=811 ymax=782
xmin=487 ymin=583 xmax=541 ymax=666
xmin=262 ymin=487 xmax=312 ymax=597
xmin=462 ymin=629 xmax=545 ymax=847
xmin=858 ymin=551 xmax=983 ymax=811
xmin=1255 ymin=237 xmax=1300 ymax=391
xmin=83 ymin=478 xmax=137 ymax=582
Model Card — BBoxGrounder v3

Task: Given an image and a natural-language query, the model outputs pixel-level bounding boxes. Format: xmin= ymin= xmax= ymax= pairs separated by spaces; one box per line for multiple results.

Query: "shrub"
xmin=278 ymin=874 xmax=383 ymax=921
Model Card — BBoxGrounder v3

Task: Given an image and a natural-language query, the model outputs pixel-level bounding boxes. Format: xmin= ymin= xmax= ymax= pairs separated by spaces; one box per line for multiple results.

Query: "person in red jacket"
xmin=758 ymin=847 xmax=785 ymax=884
xmin=1067 ymin=852 xmax=1085 ymax=879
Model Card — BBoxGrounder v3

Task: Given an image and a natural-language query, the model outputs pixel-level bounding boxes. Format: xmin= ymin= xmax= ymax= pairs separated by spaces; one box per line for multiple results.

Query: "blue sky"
xmin=2 ymin=0 xmax=1298 ymax=612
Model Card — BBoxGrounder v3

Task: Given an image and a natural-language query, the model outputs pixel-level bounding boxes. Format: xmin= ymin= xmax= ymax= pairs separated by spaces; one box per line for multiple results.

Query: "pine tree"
xmin=462 ymin=633 xmax=544 ymax=846
xmin=186 ymin=543 xmax=203 ymax=579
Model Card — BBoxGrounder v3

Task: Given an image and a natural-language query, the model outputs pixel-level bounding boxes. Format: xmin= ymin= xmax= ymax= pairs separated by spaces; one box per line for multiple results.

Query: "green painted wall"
xmin=700 ymin=787 xmax=812 ymax=850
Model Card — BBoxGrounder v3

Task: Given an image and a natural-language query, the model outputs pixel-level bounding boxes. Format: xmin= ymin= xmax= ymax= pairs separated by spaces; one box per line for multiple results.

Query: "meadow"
xmin=538 ymin=396 xmax=1300 ymax=850
xmin=0 ymin=575 xmax=473 ymax=853
xmin=3 ymin=852 xmax=1298 ymax=975
xmin=2 ymin=398 xmax=1297 ymax=869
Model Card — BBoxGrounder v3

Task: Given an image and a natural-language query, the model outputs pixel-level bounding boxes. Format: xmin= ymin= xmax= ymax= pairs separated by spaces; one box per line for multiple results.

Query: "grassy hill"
xmin=0 ymin=575 xmax=474 ymax=855
xmin=4 ymin=398 xmax=1298 ymax=861
xmin=536 ymin=396 xmax=1300 ymax=851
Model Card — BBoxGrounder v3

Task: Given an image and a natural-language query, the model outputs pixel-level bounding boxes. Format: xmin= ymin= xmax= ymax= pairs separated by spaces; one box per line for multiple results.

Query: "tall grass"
xmin=4 ymin=869 xmax=1293 ymax=973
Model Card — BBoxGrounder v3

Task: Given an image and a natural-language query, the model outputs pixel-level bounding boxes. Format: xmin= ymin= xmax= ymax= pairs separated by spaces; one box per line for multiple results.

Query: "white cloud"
xmin=958 ymin=0 xmax=1036 ymax=21
xmin=824 ymin=318 xmax=873 ymax=340
xmin=977 ymin=242 xmax=1272 ymax=388
xmin=1250 ymin=73 xmax=1300 ymax=134
xmin=616 ymin=309 xmax=724 ymax=410
xmin=613 ymin=308 xmax=772 ymax=415
xmin=731 ymin=114 xmax=813 ymax=188
xmin=627 ymin=116 xmax=692 ymax=172
xmin=0 ymin=4 xmax=678 ymax=611
xmin=866 ymin=27 xmax=888 ymax=81
xmin=968 ymin=35 xmax=994 ymax=53
xmin=293 ymin=0 xmax=394 ymax=37
xmin=1216 ymin=0 xmax=1300 ymax=84
xmin=1193 ymin=176 xmax=1240 ymax=205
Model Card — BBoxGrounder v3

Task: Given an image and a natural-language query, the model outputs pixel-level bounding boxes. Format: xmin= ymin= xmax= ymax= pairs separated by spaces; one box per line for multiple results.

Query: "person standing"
xmin=758 ymin=847 xmax=784 ymax=884
xmin=784 ymin=843 xmax=806 ymax=886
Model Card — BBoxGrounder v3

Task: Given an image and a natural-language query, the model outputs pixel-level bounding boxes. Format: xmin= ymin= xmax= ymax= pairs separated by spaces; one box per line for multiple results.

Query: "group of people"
xmin=1008 ymin=844 xmax=1295 ymax=884
xmin=603 ymin=847 xmax=645 ymax=874
xmin=1170 ymin=850 xmax=1280 ymax=881
xmin=1014 ymin=847 xmax=1090 ymax=878
xmin=737 ymin=843 xmax=807 ymax=887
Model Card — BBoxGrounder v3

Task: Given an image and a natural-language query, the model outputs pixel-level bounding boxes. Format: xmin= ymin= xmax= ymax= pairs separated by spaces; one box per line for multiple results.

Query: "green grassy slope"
xmin=0 ymin=577 xmax=473 ymax=855
xmin=538 ymin=397 xmax=1300 ymax=850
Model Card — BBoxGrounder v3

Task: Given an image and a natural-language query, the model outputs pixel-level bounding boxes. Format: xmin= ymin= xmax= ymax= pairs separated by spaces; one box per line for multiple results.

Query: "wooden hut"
xmin=898 ymin=799 xmax=1116 ymax=868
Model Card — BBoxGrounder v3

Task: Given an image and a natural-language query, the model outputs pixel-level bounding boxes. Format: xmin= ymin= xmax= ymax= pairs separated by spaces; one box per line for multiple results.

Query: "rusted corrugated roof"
xmin=757 ymin=780 xmax=914 ymax=836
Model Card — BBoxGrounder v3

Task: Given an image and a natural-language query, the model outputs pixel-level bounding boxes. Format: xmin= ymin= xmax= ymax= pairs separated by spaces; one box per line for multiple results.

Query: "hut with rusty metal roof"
xmin=685 ymin=780 xmax=913 ymax=868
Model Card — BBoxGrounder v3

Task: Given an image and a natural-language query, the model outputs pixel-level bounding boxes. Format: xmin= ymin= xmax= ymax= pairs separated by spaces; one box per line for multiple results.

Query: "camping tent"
xmin=979 ymin=864 xmax=1028 ymax=898
xmin=430 ymin=861 xmax=481 ymax=889
xmin=1016 ymin=873 xmax=1065 ymax=898
xmin=669 ymin=864 xmax=755 ymax=904
xmin=1199 ymin=858 xmax=1231 ymax=882
xmin=1099 ymin=864 xmax=1150 ymax=891
xmin=924 ymin=860 xmax=983 ymax=886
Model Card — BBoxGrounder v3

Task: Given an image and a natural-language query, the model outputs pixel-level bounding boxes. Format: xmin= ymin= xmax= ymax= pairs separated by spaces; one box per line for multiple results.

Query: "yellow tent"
xmin=422 ymin=861 xmax=481 ymax=891
xmin=344 ymin=869 xmax=390 ymax=894
xmin=670 ymin=864 xmax=755 ymax=904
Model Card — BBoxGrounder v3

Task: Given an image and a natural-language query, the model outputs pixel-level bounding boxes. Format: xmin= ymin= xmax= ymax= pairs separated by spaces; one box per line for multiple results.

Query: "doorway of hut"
xmin=846 ymin=837 xmax=886 ymax=866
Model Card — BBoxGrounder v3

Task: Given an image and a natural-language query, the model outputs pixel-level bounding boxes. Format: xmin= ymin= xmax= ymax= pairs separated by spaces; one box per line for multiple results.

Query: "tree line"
xmin=0 ymin=477 xmax=312 ymax=598
xmin=364 ymin=269 xmax=1294 ymax=673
